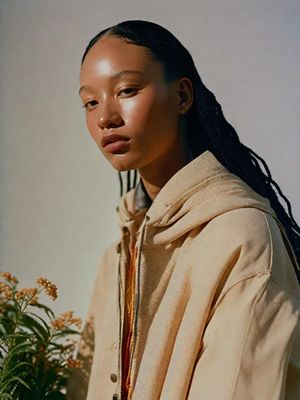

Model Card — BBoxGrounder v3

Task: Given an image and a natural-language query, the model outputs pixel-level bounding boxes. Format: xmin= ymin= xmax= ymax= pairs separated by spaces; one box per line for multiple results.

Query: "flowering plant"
xmin=0 ymin=272 xmax=82 ymax=400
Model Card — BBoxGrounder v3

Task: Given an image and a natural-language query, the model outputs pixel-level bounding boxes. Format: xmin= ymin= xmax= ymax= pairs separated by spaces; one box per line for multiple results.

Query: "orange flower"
xmin=66 ymin=357 xmax=82 ymax=369
xmin=51 ymin=310 xmax=82 ymax=330
xmin=1 ymin=272 xmax=18 ymax=285
xmin=0 ymin=283 xmax=13 ymax=300
xmin=0 ymin=282 xmax=11 ymax=294
xmin=35 ymin=277 xmax=58 ymax=300
xmin=16 ymin=287 xmax=38 ymax=302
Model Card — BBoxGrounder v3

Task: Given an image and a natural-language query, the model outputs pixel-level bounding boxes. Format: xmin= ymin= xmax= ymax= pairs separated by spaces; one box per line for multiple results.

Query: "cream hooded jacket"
xmin=67 ymin=150 xmax=300 ymax=400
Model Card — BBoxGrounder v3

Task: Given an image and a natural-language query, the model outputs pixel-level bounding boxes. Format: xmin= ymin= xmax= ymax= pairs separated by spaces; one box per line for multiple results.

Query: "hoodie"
xmin=66 ymin=150 xmax=300 ymax=400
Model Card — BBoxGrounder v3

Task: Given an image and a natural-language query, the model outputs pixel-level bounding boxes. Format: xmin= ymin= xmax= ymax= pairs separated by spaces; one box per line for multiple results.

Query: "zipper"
xmin=126 ymin=218 xmax=148 ymax=397
xmin=117 ymin=217 xmax=148 ymax=399
xmin=117 ymin=230 xmax=132 ymax=398
xmin=117 ymin=243 xmax=124 ymax=398
xmin=125 ymin=244 xmax=138 ymax=398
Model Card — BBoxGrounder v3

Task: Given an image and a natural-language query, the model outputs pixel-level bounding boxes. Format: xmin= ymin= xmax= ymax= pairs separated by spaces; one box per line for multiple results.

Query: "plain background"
xmin=0 ymin=0 xmax=299 ymax=320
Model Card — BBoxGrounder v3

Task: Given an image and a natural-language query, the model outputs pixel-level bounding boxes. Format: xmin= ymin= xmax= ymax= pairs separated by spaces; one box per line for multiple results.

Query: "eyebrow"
xmin=79 ymin=70 xmax=144 ymax=95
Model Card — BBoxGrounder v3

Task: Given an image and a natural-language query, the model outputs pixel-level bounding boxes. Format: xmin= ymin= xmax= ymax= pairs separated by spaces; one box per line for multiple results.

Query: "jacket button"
xmin=112 ymin=395 xmax=118 ymax=400
xmin=110 ymin=373 xmax=117 ymax=383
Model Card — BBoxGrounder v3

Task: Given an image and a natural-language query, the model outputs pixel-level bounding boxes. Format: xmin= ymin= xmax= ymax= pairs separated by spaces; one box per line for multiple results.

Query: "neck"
xmin=138 ymin=142 xmax=193 ymax=202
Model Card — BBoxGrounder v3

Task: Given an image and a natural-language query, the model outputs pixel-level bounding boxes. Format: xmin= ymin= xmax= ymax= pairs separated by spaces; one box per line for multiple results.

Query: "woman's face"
xmin=79 ymin=35 xmax=191 ymax=174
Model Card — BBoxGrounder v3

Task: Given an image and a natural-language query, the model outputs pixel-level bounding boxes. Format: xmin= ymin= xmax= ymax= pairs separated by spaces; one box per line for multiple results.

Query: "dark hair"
xmin=82 ymin=20 xmax=300 ymax=282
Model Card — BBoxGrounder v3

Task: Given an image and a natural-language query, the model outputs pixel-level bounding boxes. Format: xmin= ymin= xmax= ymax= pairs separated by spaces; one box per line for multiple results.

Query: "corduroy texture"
xmin=67 ymin=150 xmax=300 ymax=400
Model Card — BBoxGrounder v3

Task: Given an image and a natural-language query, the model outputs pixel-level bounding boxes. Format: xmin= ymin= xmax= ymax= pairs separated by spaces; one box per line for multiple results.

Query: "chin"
xmin=107 ymin=156 xmax=138 ymax=173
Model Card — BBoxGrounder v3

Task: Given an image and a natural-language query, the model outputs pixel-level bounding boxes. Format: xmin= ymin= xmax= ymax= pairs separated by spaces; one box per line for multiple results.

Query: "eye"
xmin=82 ymin=100 xmax=98 ymax=111
xmin=118 ymin=87 xmax=139 ymax=97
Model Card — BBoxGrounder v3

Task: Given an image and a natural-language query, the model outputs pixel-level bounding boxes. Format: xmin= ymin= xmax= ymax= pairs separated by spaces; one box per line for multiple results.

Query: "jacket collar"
xmin=116 ymin=150 xmax=278 ymax=243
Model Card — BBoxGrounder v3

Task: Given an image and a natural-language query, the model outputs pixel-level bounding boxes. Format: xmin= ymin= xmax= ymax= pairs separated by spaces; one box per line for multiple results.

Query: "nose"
xmin=97 ymin=99 xmax=123 ymax=130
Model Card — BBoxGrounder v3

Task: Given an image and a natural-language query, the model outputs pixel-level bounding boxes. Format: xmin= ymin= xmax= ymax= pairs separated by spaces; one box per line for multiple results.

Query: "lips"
xmin=101 ymin=133 xmax=130 ymax=148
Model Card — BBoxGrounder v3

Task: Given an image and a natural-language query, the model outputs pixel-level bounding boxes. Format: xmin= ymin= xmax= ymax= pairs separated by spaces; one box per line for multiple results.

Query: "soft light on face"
xmin=79 ymin=35 xmax=188 ymax=174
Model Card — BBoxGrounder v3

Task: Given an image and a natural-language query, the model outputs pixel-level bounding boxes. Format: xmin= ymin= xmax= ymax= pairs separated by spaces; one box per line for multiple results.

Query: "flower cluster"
xmin=51 ymin=310 xmax=82 ymax=330
xmin=35 ymin=277 xmax=58 ymax=300
xmin=66 ymin=357 xmax=82 ymax=369
xmin=15 ymin=287 xmax=39 ymax=304
xmin=0 ymin=271 xmax=82 ymax=398
xmin=0 ymin=272 xmax=18 ymax=285
xmin=0 ymin=281 xmax=13 ymax=300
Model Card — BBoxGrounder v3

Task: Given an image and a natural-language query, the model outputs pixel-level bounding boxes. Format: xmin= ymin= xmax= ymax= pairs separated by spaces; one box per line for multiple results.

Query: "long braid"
xmin=118 ymin=171 xmax=124 ymax=197
xmin=118 ymin=170 xmax=138 ymax=197
xmin=190 ymin=80 xmax=300 ymax=282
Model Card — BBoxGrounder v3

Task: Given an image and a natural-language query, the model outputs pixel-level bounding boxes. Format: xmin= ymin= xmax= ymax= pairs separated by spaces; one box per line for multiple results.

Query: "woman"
xmin=67 ymin=20 xmax=300 ymax=399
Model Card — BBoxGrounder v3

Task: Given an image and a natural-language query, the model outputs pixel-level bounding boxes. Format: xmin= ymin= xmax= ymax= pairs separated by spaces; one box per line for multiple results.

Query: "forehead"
xmin=80 ymin=35 xmax=164 ymax=82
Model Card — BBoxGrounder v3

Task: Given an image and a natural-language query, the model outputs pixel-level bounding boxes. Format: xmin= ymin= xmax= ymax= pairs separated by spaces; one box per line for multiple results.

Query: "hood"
xmin=116 ymin=150 xmax=278 ymax=245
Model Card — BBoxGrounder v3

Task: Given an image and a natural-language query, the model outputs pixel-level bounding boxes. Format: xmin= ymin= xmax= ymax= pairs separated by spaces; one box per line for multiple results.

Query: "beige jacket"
xmin=67 ymin=150 xmax=300 ymax=400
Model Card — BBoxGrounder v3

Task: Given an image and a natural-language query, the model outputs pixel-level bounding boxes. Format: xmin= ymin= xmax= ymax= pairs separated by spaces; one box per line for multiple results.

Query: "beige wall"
xmin=1 ymin=0 xmax=299 ymax=319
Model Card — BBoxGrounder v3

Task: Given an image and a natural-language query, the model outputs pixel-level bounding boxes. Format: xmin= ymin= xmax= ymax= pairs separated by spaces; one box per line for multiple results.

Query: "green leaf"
xmin=25 ymin=311 xmax=51 ymax=335
xmin=9 ymin=341 xmax=34 ymax=357
xmin=13 ymin=375 xmax=32 ymax=389
xmin=0 ymin=317 xmax=15 ymax=335
xmin=52 ymin=328 xmax=81 ymax=339
xmin=32 ymin=303 xmax=56 ymax=320
xmin=0 ymin=393 xmax=13 ymax=400
xmin=19 ymin=314 xmax=49 ymax=341
xmin=1 ymin=361 xmax=33 ymax=380
xmin=0 ymin=374 xmax=32 ymax=393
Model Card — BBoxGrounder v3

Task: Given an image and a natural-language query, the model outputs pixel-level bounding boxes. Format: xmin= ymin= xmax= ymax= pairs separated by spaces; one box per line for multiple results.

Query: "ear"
xmin=176 ymin=77 xmax=193 ymax=115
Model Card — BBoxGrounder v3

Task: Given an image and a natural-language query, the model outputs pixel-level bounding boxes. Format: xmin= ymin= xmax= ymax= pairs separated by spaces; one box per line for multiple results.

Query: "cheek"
xmin=122 ymin=95 xmax=154 ymax=126
xmin=123 ymin=86 xmax=175 ymax=130
xmin=86 ymin=114 xmax=100 ymax=144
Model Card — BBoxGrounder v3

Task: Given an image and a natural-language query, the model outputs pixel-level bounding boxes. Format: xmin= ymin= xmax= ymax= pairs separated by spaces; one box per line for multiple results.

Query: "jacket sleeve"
xmin=187 ymin=272 xmax=300 ymax=399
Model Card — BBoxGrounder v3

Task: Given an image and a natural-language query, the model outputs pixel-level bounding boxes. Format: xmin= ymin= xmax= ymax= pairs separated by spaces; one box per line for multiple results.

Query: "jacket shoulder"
xmin=200 ymin=207 xmax=299 ymax=299
xmin=209 ymin=207 xmax=271 ymax=244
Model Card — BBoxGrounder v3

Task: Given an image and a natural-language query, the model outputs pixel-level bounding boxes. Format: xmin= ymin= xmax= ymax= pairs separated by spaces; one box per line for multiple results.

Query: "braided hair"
xmin=82 ymin=20 xmax=300 ymax=282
